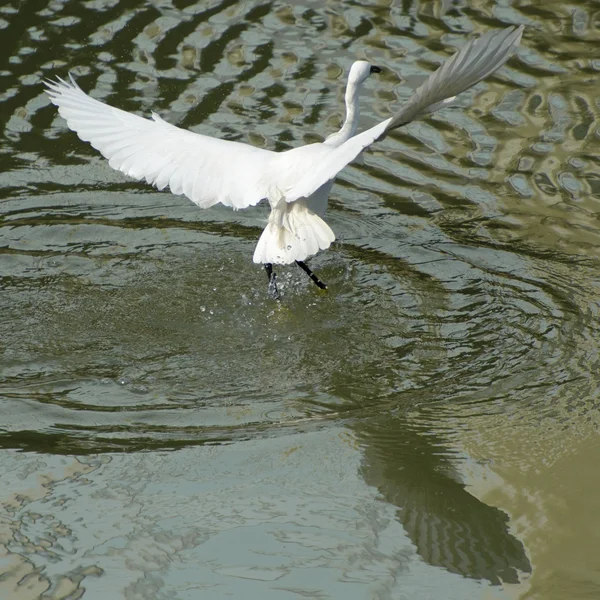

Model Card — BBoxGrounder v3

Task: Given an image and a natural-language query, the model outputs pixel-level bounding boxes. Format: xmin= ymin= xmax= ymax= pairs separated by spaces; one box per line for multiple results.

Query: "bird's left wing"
xmin=45 ymin=76 xmax=274 ymax=210
xmin=285 ymin=25 xmax=524 ymax=204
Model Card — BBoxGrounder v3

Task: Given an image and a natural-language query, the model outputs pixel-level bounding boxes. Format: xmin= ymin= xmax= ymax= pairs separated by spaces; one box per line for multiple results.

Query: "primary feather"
xmin=45 ymin=75 xmax=273 ymax=210
xmin=45 ymin=25 xmax=524 ymax=268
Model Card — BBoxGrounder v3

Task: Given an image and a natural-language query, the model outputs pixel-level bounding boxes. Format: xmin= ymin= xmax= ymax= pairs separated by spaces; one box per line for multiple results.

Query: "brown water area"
xmin=1 ymin=0 xmax=599 ymax=598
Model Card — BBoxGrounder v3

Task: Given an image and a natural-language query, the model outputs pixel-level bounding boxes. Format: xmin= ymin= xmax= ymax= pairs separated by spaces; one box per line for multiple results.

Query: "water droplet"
xmin=200 ymin=306 xmax=206 ymax=312
xmin=286 ymin=245 xmax=292 ymax=250
xmin=118 ymin=377 xmax=130 ymax=386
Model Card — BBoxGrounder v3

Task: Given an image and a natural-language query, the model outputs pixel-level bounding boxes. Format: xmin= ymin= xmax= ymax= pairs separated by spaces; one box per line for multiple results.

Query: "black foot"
xmin=264 ymin=263 xmax=280 ymax=299
xmin=295 ymin=260 xmax=327 ymax=290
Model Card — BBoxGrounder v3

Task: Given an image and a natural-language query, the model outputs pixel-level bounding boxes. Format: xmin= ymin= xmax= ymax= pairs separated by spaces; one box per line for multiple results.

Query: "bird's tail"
xmin=253 ymin=200 xmax=335 ymax=265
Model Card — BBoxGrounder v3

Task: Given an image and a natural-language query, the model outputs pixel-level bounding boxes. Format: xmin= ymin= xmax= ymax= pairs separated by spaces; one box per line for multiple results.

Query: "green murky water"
xmin=2 ymin=1 xmax=600 ymax=598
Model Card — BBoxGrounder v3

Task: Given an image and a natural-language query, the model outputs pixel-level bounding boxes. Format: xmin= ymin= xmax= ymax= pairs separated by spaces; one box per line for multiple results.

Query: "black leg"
xmin=295 ymin=260 xmax=327 ymax=290
xmin=264 ymin=263 xmax=279 ymax=299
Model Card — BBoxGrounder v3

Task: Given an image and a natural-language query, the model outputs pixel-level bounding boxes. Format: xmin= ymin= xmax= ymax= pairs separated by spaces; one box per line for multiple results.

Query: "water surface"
xmin=1 ymin=0 xmax=600 ymax=598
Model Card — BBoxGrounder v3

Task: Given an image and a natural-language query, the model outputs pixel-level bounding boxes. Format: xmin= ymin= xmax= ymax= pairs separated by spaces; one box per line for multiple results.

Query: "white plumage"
xmin=45 ymin=25 xmax=523 ymax=280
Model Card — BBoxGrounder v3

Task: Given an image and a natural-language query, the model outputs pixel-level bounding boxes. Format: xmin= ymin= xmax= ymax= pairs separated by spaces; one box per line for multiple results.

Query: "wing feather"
xmin=285 ymin=25 xmax=524 ymax=205
xmin=45 ymin=76 xmax=274 ymax=210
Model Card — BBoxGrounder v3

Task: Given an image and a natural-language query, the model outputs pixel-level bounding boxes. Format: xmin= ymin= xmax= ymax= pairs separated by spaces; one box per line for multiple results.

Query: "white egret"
xmin=45 ymin=25 xmax=523 ymax=296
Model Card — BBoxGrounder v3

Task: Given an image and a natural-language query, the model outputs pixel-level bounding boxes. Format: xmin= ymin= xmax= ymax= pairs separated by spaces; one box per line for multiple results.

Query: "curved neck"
xmin=325 ymin=79 xmax=361 ymax=147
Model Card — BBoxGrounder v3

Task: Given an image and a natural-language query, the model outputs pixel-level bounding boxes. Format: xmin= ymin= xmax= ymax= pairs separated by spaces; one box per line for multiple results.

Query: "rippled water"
xmin=2 ymin=1 xmax=600 ymax=598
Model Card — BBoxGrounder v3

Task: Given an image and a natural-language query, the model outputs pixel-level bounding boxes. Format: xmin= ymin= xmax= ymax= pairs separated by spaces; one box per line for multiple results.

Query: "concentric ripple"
xmin=2 ymin=0 xmax=600 ymax=591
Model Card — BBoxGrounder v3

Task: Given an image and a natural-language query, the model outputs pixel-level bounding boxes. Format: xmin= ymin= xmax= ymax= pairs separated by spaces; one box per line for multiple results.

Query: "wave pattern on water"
xmin=2 ymin=0 xmax=600 ymax=590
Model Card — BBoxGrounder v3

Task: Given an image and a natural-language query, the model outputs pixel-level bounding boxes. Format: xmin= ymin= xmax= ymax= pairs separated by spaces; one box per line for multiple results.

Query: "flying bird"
xmin=45 ymin=25 xmax=524 ymax=297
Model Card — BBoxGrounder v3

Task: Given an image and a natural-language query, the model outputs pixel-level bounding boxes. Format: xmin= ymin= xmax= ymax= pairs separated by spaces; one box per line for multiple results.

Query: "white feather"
xmin=253 ymin=199 xmax=335 ymax=265
xmin=45 ymin=75 xmax=272 ymax=210
xmin=45 ymin=26 xmax=524 ymax=268
xmin=284 ymin=25 xmax=524 ymax=204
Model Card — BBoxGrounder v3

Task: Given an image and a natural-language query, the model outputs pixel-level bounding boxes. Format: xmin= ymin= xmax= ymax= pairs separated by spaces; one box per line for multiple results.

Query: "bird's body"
xmin=45 ymin=25 xmax=524 ymax=292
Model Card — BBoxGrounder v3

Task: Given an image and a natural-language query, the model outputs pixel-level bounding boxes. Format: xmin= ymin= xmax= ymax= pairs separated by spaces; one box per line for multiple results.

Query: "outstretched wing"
xmin=285 ymin=25 xmax=524 ymax=204
xmin=45 ymin=76 xmax=274 ymax=210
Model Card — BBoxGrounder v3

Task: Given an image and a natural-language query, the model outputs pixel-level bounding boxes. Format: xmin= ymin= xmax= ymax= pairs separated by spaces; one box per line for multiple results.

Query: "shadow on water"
xmin=356 ymin=413 xmax=531 ymax=585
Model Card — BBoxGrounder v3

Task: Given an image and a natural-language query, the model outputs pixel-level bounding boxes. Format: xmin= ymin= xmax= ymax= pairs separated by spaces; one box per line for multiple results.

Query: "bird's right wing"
xmin=45 ymin=76 xmax=274 ymax=210
xmin=284 ymin=25 xmax=524 ymax=204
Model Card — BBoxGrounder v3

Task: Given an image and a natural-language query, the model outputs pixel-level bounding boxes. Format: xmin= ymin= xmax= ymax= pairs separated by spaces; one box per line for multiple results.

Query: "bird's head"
xmin=348 ymin=60 xmax=382 ymax=85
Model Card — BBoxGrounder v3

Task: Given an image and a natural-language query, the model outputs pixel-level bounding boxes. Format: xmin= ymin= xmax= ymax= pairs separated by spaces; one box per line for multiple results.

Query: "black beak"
xmin=370 ymin=65 xmax=382 ymax=74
